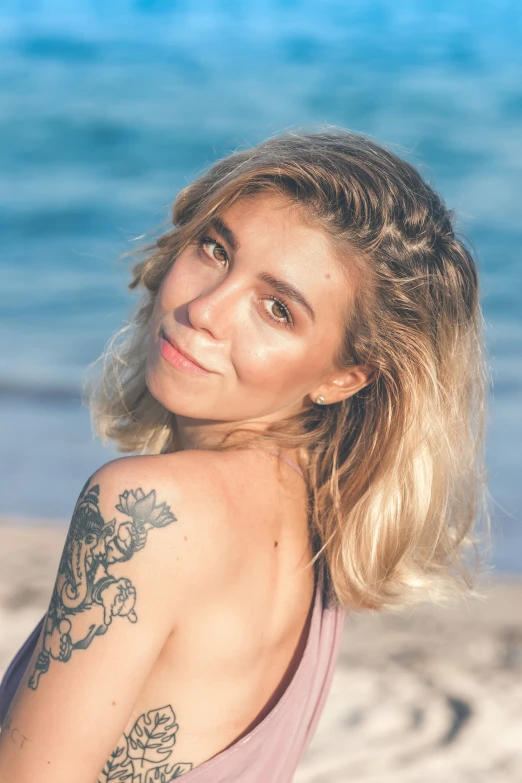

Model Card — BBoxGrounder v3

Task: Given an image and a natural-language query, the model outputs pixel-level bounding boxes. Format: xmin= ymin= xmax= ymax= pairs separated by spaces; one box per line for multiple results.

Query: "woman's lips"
xmin=159 ymin=331 xmax=213 ymax=376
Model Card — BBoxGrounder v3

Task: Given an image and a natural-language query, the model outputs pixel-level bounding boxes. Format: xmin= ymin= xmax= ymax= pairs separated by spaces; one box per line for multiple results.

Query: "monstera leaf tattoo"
xmin=98 ymin=705 xmax=193 ymax=783
xmin=127 ymin=706 xmax=178 ymax=764
xmin=27 ymin=480 xmax=177 ymax=690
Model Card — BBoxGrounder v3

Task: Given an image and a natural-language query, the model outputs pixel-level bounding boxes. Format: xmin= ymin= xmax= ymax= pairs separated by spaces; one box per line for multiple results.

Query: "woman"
xmin=0 ymin=129 xmax=487 ymax=781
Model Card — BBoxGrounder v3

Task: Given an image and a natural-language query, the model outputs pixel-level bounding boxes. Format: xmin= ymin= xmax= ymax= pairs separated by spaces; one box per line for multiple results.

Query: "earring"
xmin=316 ymin=396 xmax=326 ymax=405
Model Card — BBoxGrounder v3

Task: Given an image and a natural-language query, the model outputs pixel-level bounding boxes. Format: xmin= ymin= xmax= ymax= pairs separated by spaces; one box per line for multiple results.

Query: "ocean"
xmin=0 ymin=0 xmax=520 ymax=571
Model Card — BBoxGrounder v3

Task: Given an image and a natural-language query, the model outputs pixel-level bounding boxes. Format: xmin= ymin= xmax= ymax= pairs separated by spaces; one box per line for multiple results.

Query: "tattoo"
xmin=1 ymin=713 xmax=29 ymax=749
xmin=27 ymin=481 xmax=177 ymax=690
xmin=98 ymin=705 xmax=192 ymax=782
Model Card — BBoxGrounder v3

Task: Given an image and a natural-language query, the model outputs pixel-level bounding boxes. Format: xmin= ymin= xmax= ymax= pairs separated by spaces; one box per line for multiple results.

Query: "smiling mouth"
xmin=159 ymin=330 xmax=213 ymax=376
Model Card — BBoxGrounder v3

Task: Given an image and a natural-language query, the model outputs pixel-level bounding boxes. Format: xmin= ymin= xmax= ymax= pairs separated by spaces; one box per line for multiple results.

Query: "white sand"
xmin=295 ymin=579 xmax=522 ymax=782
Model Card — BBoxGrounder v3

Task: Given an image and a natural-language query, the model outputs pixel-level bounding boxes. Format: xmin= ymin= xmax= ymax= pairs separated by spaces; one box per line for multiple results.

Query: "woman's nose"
xmin=186 ymin=279 xmax=241 ymax=340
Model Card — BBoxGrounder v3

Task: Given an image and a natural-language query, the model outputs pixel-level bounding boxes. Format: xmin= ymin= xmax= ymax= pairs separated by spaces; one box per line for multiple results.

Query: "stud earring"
xmin=316 ymin=396 xmax=326 ymax=405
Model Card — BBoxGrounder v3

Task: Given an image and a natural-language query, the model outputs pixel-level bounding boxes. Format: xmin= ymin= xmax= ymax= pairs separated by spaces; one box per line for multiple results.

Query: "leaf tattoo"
xmin=27 ymin=482 xmax=177 ymax=690
xmin=98 ymin=705 xmax=193 ymax=783
xmin=98 ymin=737 xmax=134 ymax=782
xmin=127 ymin=706 xmax=178 ymax=764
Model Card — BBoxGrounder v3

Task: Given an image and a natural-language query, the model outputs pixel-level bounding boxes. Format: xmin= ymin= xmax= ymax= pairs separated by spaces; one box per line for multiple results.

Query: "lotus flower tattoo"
xmin=27 ymin=480 xmax=177 ymax=690
xmin=116 ymin=489 xmax=176 ymax=529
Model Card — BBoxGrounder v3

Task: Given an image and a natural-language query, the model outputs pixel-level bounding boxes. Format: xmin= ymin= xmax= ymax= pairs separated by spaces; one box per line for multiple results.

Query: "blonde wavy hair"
xmin=88 ymin=128 xmax=489 ymax=611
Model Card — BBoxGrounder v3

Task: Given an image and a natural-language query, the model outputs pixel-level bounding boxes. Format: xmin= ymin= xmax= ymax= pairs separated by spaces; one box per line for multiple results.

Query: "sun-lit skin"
xmin=145 ymin=193 xmax=371 ymax=449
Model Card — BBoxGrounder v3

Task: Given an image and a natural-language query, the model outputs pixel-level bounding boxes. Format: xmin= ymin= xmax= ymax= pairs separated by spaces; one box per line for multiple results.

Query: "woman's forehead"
xmin=215 ymin=194 xmax=333 ymax=264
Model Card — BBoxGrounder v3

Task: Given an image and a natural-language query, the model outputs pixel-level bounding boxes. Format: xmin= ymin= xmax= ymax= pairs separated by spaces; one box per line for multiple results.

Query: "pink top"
xmin=0 ymin=452 xmax=345 ymax=780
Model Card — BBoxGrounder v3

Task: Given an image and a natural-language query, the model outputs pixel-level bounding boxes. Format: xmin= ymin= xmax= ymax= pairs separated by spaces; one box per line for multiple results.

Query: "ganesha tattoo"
xmin=27 ymin=479 xmax=176 ymax=690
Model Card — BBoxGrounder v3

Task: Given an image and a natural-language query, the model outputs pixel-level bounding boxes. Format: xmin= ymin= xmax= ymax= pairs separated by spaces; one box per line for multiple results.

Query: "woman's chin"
xmin=145 ymin=373 xmax=210 ymax=420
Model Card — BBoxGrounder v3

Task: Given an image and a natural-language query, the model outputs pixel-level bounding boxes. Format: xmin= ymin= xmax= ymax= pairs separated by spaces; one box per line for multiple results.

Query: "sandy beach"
xmin=1 ymin=519 xmax=521 ymax=781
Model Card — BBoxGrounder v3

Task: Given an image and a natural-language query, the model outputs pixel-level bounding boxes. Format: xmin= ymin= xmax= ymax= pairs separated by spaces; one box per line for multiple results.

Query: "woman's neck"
xmin=173 ymin=401 xmax=308 ymax=451
xmin=171 ymin=415 xmax=308 ymax=475
xmin=173 ymin=415 xmax=264 ymax=451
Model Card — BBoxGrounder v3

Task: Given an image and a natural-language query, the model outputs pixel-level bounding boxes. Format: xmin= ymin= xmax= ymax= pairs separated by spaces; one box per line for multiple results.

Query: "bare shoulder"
xmin=93 ymin=450 xmax=236 ymax=529
xmin=0 ymin=452 xmax=239 ymax=780
xmin=86 ymin=451 xmax=243 ymax=604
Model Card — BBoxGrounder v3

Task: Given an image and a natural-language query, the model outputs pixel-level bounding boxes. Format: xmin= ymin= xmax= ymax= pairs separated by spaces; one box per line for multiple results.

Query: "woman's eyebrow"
xmin=258 ymin=272 xmax=316 ymax=322
xmin=210 ymin=217 xmax=238 ymax=251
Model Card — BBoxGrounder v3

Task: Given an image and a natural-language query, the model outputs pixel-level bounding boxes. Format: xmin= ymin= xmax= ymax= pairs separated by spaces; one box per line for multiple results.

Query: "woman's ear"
xmin=310 ymin=366 xmax=374 ymax=406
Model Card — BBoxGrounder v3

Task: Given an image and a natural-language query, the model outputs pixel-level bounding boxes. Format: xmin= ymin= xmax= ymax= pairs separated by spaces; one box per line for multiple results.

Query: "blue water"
xmin=0 ymin=1 xmax=521 ymax=571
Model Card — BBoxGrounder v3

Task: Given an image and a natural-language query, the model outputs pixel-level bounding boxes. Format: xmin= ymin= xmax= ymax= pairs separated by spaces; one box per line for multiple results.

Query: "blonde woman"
xmin=0 ymin=129 xmax=487 ymax=782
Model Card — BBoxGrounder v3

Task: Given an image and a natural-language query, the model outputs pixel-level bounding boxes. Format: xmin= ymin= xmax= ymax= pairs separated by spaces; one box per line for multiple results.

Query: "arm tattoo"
xmin=1 ymin=713 xmax=29 ymax=749
xmin=27 ymin=481 xmax=177 ymax=690
xmin=98 ymin=704 xmax=193 ymax=782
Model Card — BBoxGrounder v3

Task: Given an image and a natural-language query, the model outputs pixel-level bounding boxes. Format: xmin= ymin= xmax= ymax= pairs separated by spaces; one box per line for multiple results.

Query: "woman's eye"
xmin=264 ymin=297 xmax=293 ymax=327
xmin=199 ymin=236 xmax=228 ymax=265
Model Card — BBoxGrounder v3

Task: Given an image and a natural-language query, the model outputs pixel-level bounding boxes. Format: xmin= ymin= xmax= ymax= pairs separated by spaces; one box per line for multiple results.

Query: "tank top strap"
xmin=260 ymin=447 xmax=305 ymax=479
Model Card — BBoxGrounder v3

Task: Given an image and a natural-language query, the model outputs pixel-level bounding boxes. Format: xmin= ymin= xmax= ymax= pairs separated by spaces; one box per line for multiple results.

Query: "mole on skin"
xmin=274 ymin=541 xmax=279 ymax=548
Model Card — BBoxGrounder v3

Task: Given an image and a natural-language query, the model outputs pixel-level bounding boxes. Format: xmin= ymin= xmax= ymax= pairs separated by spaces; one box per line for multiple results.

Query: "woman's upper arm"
xmin=0 ymin=455 xmax=227 ymax=783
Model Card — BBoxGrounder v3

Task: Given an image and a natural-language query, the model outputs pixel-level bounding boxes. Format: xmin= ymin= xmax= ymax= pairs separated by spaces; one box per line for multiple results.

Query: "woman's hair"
xmin=88 ymin=128 xmax=489 ymax=611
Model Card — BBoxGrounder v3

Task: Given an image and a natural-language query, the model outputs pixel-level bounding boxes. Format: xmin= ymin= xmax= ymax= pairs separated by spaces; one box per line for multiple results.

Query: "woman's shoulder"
xmin=92 ymin=450 xmax=236 ymax=520
xmin=74 ymin=452 xmax=244 ymax=610
xmin=0 ymin=452 xmax=246 ymax=780
xmin=93 ymin=448 xmax=266 ymax=524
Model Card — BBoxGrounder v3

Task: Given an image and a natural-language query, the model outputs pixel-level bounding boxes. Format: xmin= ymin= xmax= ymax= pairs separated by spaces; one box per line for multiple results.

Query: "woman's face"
xmin=146 ymin=192 xmax=355 ymax=426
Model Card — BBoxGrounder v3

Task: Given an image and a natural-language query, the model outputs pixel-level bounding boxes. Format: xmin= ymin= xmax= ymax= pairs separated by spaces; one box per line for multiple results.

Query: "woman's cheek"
xmin=233 ymin=339 xmax=311 ymax=391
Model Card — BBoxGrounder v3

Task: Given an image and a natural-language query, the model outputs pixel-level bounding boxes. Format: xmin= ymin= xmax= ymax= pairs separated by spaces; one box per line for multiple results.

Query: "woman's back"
xmin=0 ymin=448 xmax=344 ymax=781
xmin=117 ymin=447 xmax=316 ymax=770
